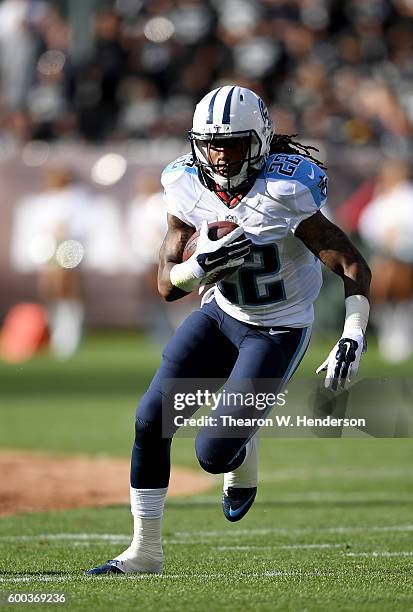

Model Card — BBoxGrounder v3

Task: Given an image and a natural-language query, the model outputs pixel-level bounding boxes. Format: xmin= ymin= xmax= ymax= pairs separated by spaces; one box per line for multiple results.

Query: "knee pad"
xmin=134 ymin=415 xmax=159 ymax=442
xmin=195 ymin=435 xmax=246 ymax=474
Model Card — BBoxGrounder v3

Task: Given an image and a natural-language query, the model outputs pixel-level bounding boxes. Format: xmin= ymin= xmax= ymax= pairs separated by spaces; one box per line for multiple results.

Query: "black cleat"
xmin=222 ymin=487 xmax=257 ymax=522
xmin=85 ymin=560 xmax=125 ymax=576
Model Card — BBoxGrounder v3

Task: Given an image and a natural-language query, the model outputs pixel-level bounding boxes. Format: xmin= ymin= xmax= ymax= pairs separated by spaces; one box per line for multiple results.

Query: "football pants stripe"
xmin=281 ymin=326 xmax=312 ymax=385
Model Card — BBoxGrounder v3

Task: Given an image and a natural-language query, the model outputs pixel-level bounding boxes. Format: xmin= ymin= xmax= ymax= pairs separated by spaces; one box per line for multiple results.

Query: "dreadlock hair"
xmin=270 ymin=134 xmax=327 ymax=170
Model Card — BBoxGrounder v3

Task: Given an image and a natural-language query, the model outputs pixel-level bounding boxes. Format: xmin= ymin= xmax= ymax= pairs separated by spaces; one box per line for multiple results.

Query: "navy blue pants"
xmin=131 ymin=299 xmax=311 ymax=488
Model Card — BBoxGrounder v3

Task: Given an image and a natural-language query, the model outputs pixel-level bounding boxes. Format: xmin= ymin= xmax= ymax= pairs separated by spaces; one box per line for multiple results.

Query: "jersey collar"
xmin=213 ymin=183 xmax=251 ymax=208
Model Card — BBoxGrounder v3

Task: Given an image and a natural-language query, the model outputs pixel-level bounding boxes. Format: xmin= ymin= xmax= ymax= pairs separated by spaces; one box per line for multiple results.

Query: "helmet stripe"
xmin=206 ymin=88 xmax=221 ymax=124
xmin=222 ymin=86 xmax=235 ymax=124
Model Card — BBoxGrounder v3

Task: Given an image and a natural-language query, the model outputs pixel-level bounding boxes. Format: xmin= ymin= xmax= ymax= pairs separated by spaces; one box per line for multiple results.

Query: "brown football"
xmin=182 ymin=220 xmax=244 ymax=284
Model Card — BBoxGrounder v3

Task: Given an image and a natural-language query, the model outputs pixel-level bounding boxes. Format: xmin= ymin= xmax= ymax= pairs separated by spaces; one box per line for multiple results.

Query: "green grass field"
xmin=0 ymin=332 xmax=412 ymax=611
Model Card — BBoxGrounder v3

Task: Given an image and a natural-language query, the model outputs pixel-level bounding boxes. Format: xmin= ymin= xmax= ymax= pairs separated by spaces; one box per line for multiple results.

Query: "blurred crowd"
xmin=0 ymin=0 xmax=413 ymax=154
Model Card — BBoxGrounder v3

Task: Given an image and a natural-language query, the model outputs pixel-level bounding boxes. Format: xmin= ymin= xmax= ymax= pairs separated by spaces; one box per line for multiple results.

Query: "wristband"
xmin=343 ymin=295 xmax=370 ymax=335
xmin=170 ymin=257 xmax=204 ymax=293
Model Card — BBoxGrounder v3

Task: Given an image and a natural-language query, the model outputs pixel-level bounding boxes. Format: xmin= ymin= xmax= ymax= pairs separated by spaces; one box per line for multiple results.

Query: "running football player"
xmin=87 ymin=86 xmax=371 ymax=575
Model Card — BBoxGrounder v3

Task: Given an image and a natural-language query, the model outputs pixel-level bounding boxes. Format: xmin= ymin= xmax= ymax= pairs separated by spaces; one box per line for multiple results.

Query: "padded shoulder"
xmin=265 ymin=154 xmax=328 ymax=209
xmin=161 ymin=154 xmax=197 ymax=188
xmin=161 ymin=154 xmax=199 ymax=225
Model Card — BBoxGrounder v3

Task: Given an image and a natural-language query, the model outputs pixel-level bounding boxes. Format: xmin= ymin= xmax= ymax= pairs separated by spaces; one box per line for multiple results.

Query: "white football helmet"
xmin=189 ymin=85 xmax=274 ymax=192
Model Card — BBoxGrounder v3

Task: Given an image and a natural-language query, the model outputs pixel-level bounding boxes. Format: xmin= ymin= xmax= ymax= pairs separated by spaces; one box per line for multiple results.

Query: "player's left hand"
xmin=316 ymin=330 xmax=366 ymax=391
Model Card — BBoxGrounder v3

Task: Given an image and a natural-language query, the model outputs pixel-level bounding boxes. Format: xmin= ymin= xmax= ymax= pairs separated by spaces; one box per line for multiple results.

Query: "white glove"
xmin=194 ymin=220 xmax=250 ymax=274
xmin=170 ymin=220 xmax=250 ymax=292
xmin=316 ymin=329 xmax=366 ymax=391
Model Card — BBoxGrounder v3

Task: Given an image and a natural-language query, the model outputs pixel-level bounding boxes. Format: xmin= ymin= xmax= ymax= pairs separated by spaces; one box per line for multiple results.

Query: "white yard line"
xmin=217 ymin=544 xmax=343 ymax=551
xmin=174 ymin=524 xmax=413 ymax=537
xmin=0 ymin=525 xmax=412 ymax=543
xmin=0 ymin=534 xmax=130 ymax=542
xmin=346 ymin=551 xmax=413 ymax=557
xmin=169 ymin=492 xmax=413 ymax=504
xmin=259 ymin=467 xmax=413 ymax=482
xmin=0 ymin=576 xmax=75 ymax=584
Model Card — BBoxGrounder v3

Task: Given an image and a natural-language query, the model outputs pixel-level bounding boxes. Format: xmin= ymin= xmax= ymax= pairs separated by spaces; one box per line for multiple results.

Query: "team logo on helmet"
xmin=258 ymin=97 xmax=271 ymax=129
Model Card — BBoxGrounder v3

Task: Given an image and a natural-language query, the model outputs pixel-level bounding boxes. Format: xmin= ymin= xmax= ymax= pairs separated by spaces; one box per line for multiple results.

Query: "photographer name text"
xmin=173 ymin=415 xmax=366 ymax=428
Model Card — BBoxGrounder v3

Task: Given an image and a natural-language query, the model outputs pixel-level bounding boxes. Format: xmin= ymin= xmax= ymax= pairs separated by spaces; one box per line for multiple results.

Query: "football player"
xmin=87 ymin=86 xmax=371 ymax=575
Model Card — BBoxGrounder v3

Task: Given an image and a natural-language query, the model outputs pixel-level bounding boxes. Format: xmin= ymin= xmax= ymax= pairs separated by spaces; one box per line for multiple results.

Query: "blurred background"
xmin=0 ymin=0 xmax=413 ymax=363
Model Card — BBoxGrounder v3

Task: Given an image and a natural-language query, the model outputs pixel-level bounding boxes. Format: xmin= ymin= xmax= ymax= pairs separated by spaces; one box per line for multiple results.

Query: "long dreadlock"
xmin=270 ymin=134 xmax=327 ymax=170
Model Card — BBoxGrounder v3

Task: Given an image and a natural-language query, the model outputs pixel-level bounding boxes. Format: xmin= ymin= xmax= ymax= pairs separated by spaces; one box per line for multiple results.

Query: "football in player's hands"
xmin=183 ymin=221 xmax=247 ymax=284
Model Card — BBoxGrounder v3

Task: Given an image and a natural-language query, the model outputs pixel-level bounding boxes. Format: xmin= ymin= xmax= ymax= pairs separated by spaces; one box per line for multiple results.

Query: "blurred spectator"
xmin=358 ymin=158 xmax=413 ymax=362
xmin=126 ymin=173 xmax=171 ymax=341
xmin=74 ymin=6 xmax=128 ymax=141
xmin=9 ymin=161 xmax=129 ymax=354
xmin=126 ymin=172 xmax=196 ymax=340
xmin=0 ymin=0 xmax=38 ymax=109
xmin=127 ymin=173 xmax=167 ymax=273
xmin=12 ymin=167 xmax=86 ymax=358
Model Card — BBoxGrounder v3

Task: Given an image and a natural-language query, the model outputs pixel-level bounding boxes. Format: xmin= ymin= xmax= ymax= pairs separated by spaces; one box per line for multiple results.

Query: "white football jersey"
xmin=161 ymin=153 xmax=328 ymax=327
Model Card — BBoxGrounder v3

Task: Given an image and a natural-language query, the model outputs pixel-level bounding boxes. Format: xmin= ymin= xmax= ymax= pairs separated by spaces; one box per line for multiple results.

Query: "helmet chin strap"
xmin=212 ymin=167 xmax=247 ymax=190
xmin=205 ymin=162 xmax=259 ymax=194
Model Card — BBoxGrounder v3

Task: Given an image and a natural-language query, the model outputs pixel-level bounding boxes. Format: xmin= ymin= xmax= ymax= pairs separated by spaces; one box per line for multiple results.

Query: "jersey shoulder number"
xmin=266 ymin=153 xmax=305 ymax=178
xmin=161 ymin=154 xmax=198 ymax=193
xmin=163 ymin=154 xmax=196 ymax=175
xmin=266 ymin=154 xmax=328 ymax=208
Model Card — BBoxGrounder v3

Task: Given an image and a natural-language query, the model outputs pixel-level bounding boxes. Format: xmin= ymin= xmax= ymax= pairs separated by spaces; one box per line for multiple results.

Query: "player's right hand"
xmin=195 ymin=220 xmax=251 ymax=275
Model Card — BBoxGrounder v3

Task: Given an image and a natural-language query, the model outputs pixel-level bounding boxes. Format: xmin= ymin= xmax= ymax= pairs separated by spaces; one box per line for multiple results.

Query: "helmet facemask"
xmin=189 ymin=130 xmax=263 ymax=193
xmin=190 ymin=86 xmax=274 ymax=192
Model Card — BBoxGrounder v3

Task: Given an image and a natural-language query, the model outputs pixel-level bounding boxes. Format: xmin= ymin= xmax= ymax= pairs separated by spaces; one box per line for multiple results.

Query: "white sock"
xmin=114 ymin=487 xmax=167 ymax=573
xmin=224 ymin=435 xmax=259 ymax=492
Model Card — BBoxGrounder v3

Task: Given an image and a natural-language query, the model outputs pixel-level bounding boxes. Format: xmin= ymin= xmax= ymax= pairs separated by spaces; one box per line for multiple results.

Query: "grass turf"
xmin=0 ymin=333 xmax=412 ymax=611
